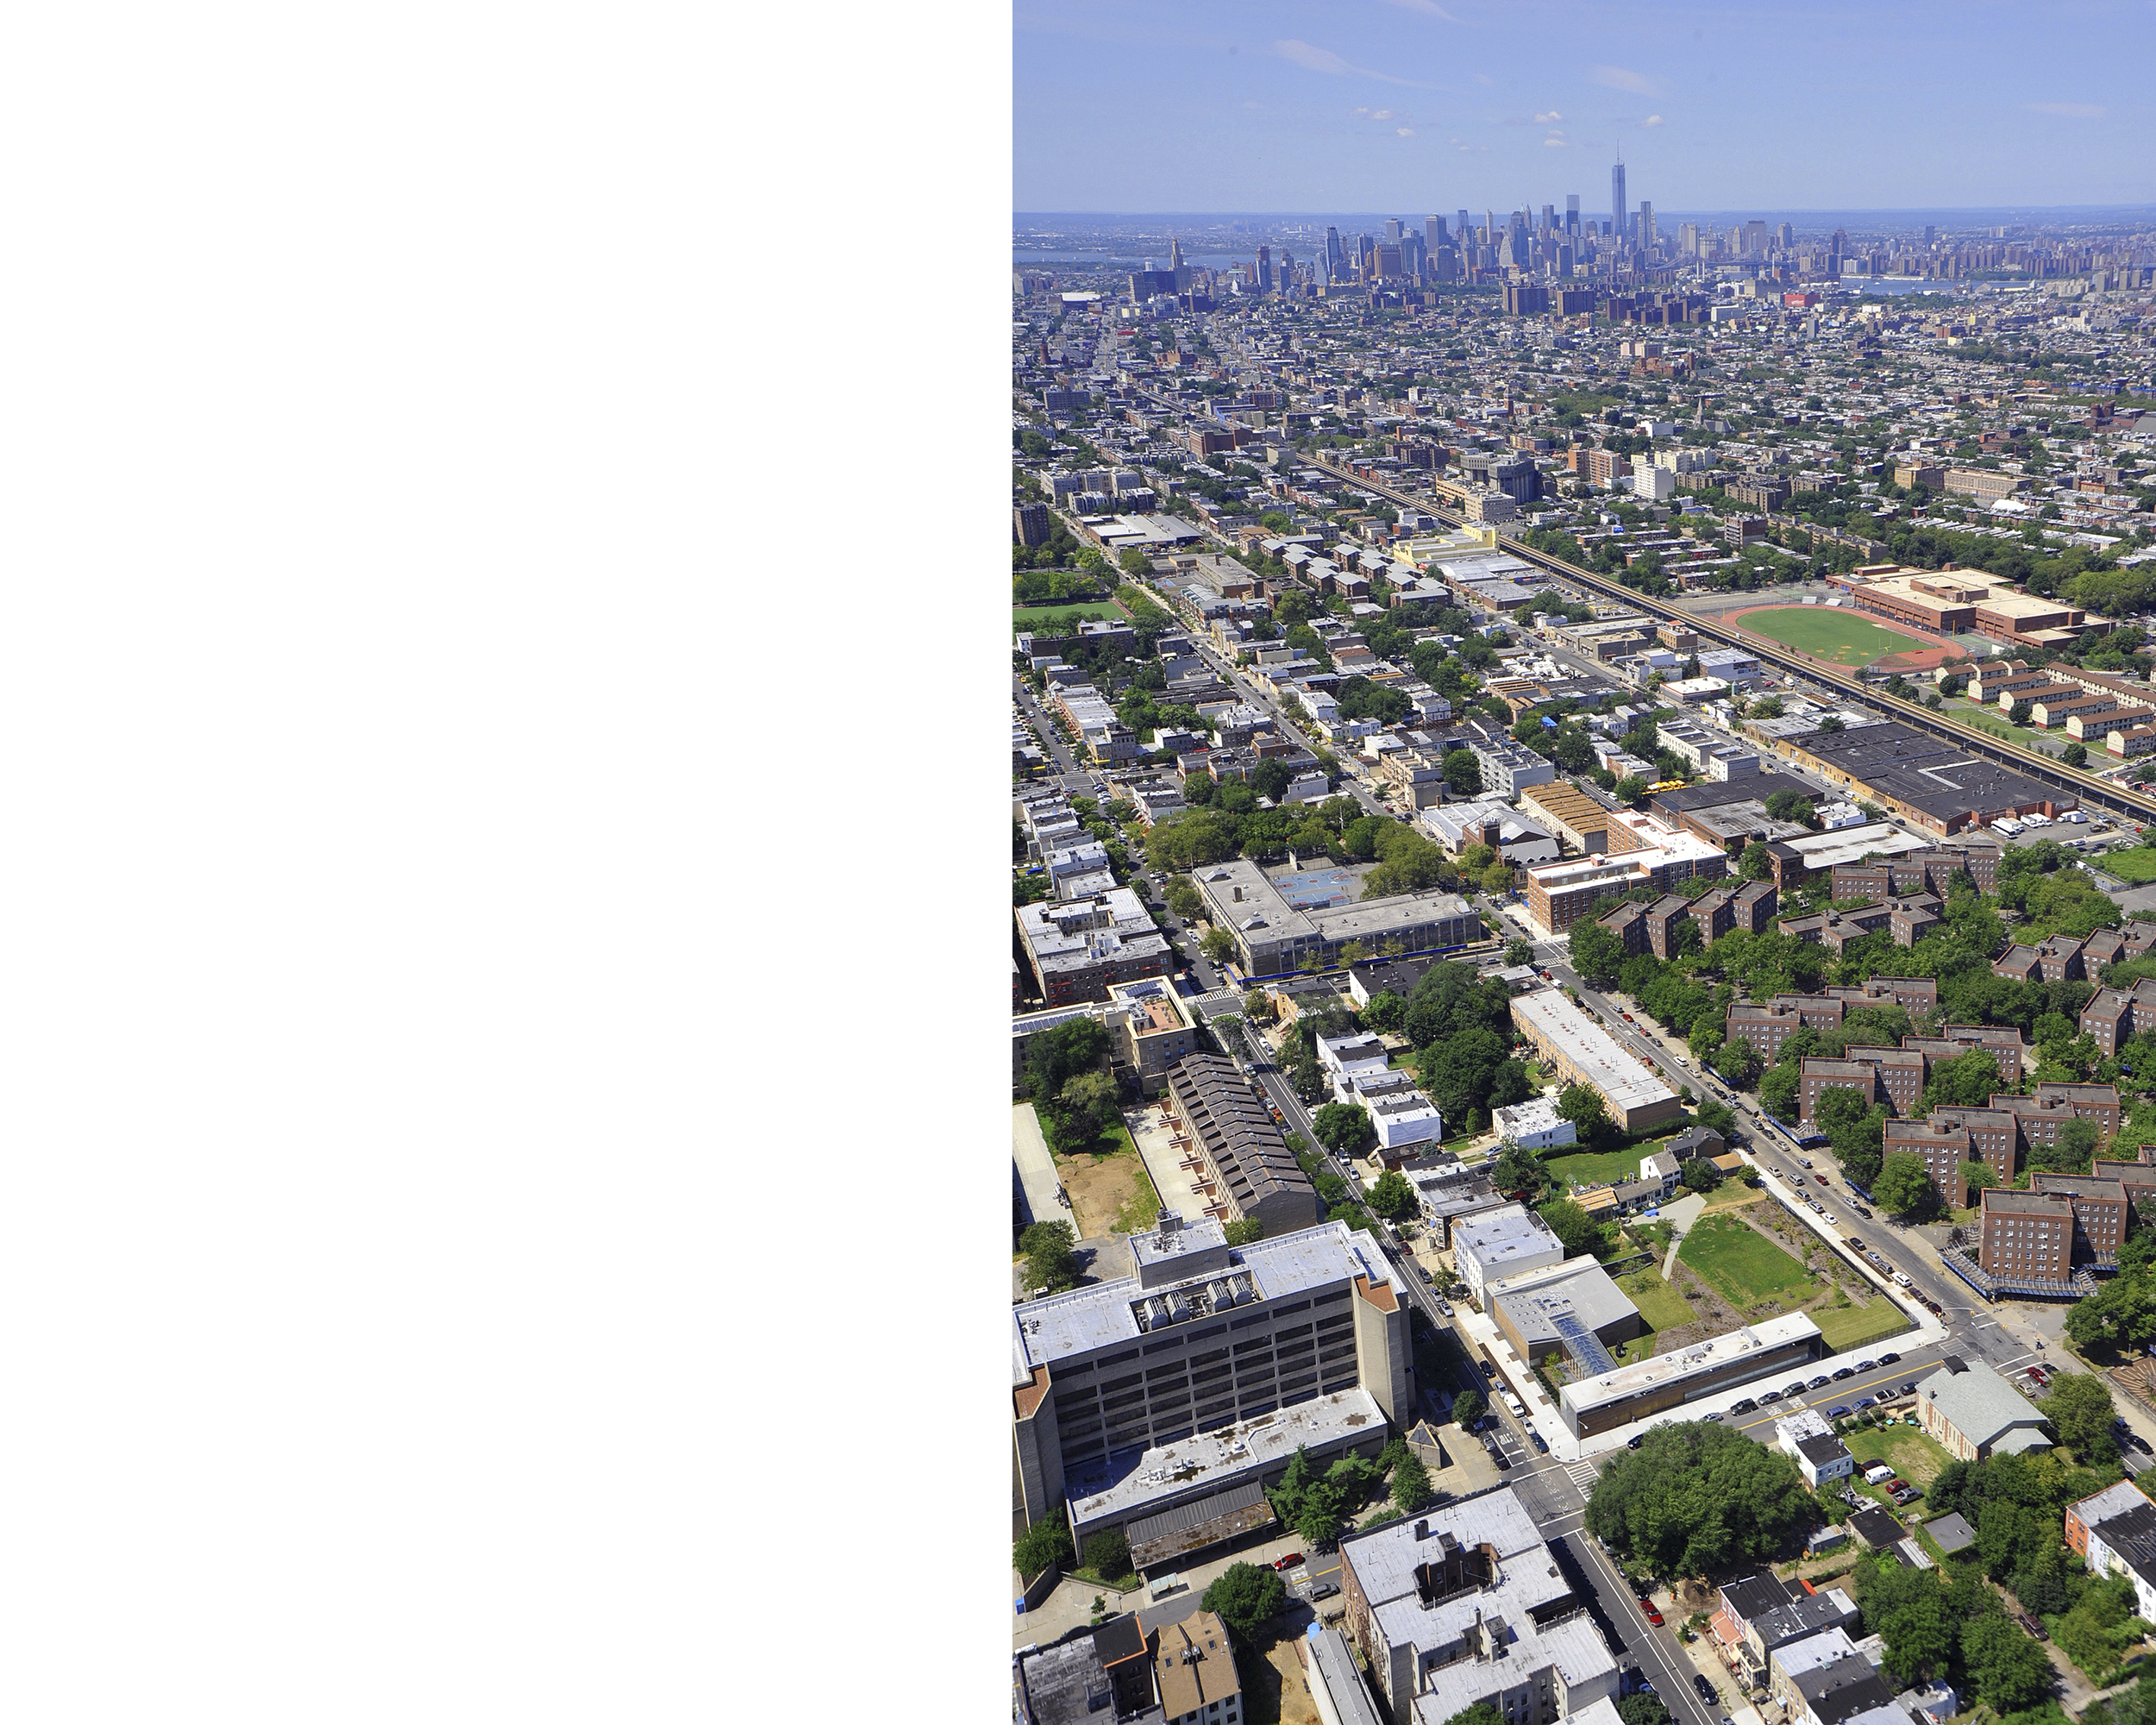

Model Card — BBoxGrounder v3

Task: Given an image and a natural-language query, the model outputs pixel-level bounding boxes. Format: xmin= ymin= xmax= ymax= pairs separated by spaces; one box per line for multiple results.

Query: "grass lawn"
xmin=1544 ymin=1147 xmax=1643 ymax=1189
xmin=1618 ymin=1265 xmax=1698 ymax=1332
xmin=1738 ymin=605 xmax=1938 ymax=667
xmin=1678 ymin=1212 xmax=1816 ymax=1306
xmin=1813 ymin=1300 xmax=1912 ymax=1352
xmin=1012 ymin=600 xmax=1127 ymax=633
xmin=2103 ymin=845 xmax=2156 ymax=885
xmin=1943 ymin=697 xmax=2059 ymax=757
xmin=1839 ymin=1422 xmax=1954 ymax=1490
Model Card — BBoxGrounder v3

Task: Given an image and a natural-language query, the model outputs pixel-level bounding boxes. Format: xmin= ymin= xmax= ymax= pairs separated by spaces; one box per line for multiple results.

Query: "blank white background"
xmin=0 ymin=0 xmax=1010 ymax=1716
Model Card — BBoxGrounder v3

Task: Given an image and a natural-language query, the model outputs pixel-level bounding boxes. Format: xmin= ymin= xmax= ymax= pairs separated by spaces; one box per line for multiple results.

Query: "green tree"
xmin=1027 ymin=1016 xmax=1111 ymax=1107
xmin=2065 ymin=742 xmax=2090 ymax=768
xmin=1542 ymin=1198 xmax=1601 ymax=1257
xmin=1224 ymin=1217 xmax=1264 ymax=1246
xmin=2009 ymin=699 xmax=2034 ymax=725
xmin=1614 ymin=774 xmax=1648 ymax=806
xmin=1617 ymin=1695 xmax=1672 ymax=1725
xmin=1959 ymin=1160 xmax=1999 ymax=1201
xmin=1919 ymin=1049 xmax=2003 ymax=1115
xmin=1443 ymin=1706 xmax=1505 ymax=1725
xmin=2068 ymin=1271 xmax=2156 ymax=1352
xmin=1451 ymin=1388 xmax=1485 ymax=1428
xmin=1712 ymin=1036 xmax=1762 ymax=1088
xmin=1081 ymin=1528 xmax=1131 ymax=1580
xmin=1020 ymin=1220 xmax=1080 ymax=1293
xmin=1444 ymin=751 xmax=1484 ymax=797
xmin=1585 ymin=1421 xmax=1812 ymax=1575
xmin=1491 ymin=1139 xmax=1551 ymax=1202
xmin=2044 ymin=1370 xmax=2119 ymax=1465
xmin=1013 ymin=1513 xmax=1075 ymax=1578
xmin=1369 ymin=1168 xmax=1418 ymax=1220
xmin=1761 ymin=1064 xmax=1800 ymax=1118
xmin=1962 ymin=1603 xmax=2056 ymax=1711
xmin=1505 ymin=936 xmax=1534 ymax=966
xmin=1363 ymin=988 xmax=1407 ymax=1032
xmin=1391 ymin=1452 xmax=1434 ymax=1513
xmin=1313 ymin=1102 xmax=1379 ymax=1157
xmin=1681 ymin=1157 xmax=1722 ymax=1194
xmin=1873 ymin=1152 xmax=1940 ymax=1220
xmin=1201 ymin=925 xmax=1237 ymax=965
xmin=1740 ymin=842 xmax=1776 ymax=881
xmin=1567 ymin=918 xmax=1628 ymax=988
xmin=1814 ymin=1086 xmax=1886 ymax=1188
xmin=1556 ymin=1083 xmax=1610 ymax=1143
xmin=1200 ymin=1561 xmax=1286 ymax=1645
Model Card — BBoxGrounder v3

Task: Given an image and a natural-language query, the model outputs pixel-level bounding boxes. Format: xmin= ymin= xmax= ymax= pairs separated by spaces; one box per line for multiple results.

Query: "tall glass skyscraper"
xmin=1611 ymin=157 xmax=1626 ymax=243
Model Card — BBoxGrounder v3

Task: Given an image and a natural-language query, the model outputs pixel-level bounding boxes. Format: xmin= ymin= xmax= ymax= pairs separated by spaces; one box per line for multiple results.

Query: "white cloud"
xmin=1275 ymin=38 xmax=1425 ymax=85
xmin=1372 ymin=109 xmax=1393 ymax=120
xmin=2024 ymin=101 xmax=2105 ymax=117
xmin=1534 ymin=110 xmax=1563 ymax=123
xmin=1642 ymin=113 xmax=1664 ymax=127
xmin=1397 ymin=126 xmax=1416 ymax=136
xmin=1544 ymin=135 xmax=1566 ymax=147
xmin=1473 ymin=71 xmax=1494 ymax=85
xmin=1593 ymin=64 xmax=1664 ymax=97
xmin=1381 ymin=0 xmax=1463 ymax=18
xmin=1353 ymin=105 xmax=1370 ymax=115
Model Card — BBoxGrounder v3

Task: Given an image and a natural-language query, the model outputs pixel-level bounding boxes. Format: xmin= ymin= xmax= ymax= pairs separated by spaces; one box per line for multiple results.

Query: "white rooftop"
xmin=1562 ymin=1313 xmax=1823 ymax=1416
xmin=1011 ymin=1219 xmax=1399 ymax=1384
xmin=1509 ymin=988 xmax=1681 ymax=1119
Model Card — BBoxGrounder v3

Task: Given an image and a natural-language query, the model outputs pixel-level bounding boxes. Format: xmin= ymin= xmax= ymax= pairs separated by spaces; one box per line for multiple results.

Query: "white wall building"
xmin=1490 ymin=1096 xmax=1576 ymax=1151
xmin=1451 ymin=1203 xmax=1566 ymax=1302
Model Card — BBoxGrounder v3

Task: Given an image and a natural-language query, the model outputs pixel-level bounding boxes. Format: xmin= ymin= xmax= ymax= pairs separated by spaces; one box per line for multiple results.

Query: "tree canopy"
xmin=1200 ymin=1561 xmax=1286 ymax=1645
xmin=1584 ymin=1421 xmax=1813 ymax=1576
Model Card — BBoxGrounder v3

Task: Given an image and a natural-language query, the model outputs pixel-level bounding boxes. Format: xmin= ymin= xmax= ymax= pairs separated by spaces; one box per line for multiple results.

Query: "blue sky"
xmin=1014 ymin=0 xmax=2156 ymax=215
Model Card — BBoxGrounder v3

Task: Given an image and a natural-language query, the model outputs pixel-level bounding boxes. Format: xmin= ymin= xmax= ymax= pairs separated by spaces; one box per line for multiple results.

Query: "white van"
xmin=1994 ymin=819 xmax=2025 ymax=837
xmin=1863 ymin=1463 xmax=1896 ymax=1484
xmin=1504 ymin=1393 xmax=1527 ymax=1418
xmin=2022 ymin=812 xmax=2053 ymax=828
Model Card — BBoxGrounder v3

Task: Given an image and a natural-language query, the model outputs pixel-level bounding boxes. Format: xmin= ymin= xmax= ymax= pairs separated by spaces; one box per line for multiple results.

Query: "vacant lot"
xmin=1679 ymin=1212 xmax=1816 ymax=1306
xmin=1544 ymin=1147 xmax=1643 ymax=1189
xmin=1739 ymin=605 xmax=1936 ymax=667
xmin=1055 ymin=1121 xmax=1158 ymax=1238
xmin=2102 ymin=844 xmax=2156 ymax=885
xmin=1814 ymin=1300 xmax=1912 ymax=1351
xmin=1843 ymin=1423 xmax=1954 ymax=1490
xmin=1012 ymin=599 xmax=1127 ymax=633
xmin=1619 ymin=1265 xmax=1697 ymax=1332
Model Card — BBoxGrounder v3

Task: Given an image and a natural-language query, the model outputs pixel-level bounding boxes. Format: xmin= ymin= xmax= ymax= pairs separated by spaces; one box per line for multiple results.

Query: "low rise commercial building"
xmin=1558 ymin=1314 xmax=1823 ymax=1438
xmin=1777 ymin=1408 xmax=1855 ymax=1489
xmin=1486 ymin=1256 xmax=1643 ymax=1372
xmin=1491 ymin=1095 xmax=1577 ymax=1151
xmin=1192 ymin=857 xmax=1481 ymax=981
xmin=1452 ymin=1202 xmax=1565 ymax=1302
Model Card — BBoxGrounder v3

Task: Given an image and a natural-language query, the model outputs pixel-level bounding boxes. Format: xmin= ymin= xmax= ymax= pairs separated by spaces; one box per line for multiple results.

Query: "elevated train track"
xmin=1309 ymin=455 xmax=2156 ymax=828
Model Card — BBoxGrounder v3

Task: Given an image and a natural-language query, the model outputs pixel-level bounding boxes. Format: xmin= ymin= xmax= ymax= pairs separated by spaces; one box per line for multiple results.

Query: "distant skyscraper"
xmin=1324 ymin=226 xmax=1344 ymax=284
xmin=1611 ymin=156 xmax=1626 ymax=243
xmin=1639 ymin=201 xmax=1655 ymax=251
xmin=1169 ymin=235 xmax=1183 ymax=270
xmin=1778 ymin=221 xmax=1794 ymax=251
xmin=1923 ymin=223 xmax=1935 ymax=246
xmin=1426 ymin=214 xmax=1447 ymax=251
xmin=1541 ymin=203 xmax=1556 ymax=234
xmin=1385 ymin=218 xmax=1402 ymax=245
xmin=1457 ymin=209 xmax=1471 ymax=242
xmin=1257 ymin=244 xmax=1273 ymax=290
xmin=1566 ymin=194 xmax=1580 ymax=235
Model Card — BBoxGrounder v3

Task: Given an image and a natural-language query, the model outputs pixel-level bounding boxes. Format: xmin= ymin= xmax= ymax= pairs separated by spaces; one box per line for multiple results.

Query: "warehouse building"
xmin=1558 ymin=1314 xmax=1824 ymax=1438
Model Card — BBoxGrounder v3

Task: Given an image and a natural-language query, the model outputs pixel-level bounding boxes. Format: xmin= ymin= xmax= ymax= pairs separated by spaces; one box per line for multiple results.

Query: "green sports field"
xmin=1737 ymin=605 xmax=1934 ymax=666
xmin=1012 ymin=600 xmax=1128 ymax=634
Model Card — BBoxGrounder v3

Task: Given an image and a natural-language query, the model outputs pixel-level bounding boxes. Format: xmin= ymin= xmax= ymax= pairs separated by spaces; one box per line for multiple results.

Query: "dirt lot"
xmin=1054 ymin=1125 xmax=1160 ymax=1238
xmin=1245 ymin=1637 xmax=1322 ymax=1725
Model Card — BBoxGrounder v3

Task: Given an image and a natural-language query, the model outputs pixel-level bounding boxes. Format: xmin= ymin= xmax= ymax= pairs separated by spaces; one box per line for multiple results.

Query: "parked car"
xmin=1857 ymin=1360 xmax=1877 ymax=1372
xmin=1879 ymin=1352 xmax=1901 ymax=1366
xmin=1695 ymin=1674 xmax=1717 ymax=1702
xmin=1855 ymin=1398 xmax=1877 ymax=1411
xmin=1832 ymin=1367 xmax=1855 ymax=1381
xmin=1311 ymin=1582 xmax=1340 ymax=1602
xmin=1828 ymin=1405 xmax=1852 ymax=1418
xmin=1808 ymin=1375 xmax=1832 ymax=1389
xmin=1703 ymin=1410 xmax=1724 ymax=1423
xmin=1730 ymin=1398 xmax=1758 ymax=1415
xmin=1815 ymin=1175 xmax=1831 ymax=1186
xmin=1783 ymin=1382 xmax=1809 ymax=1398
xmin=1758 ymin=1388 xmax=1783 ymax=1403
xmin=1532 ymin=1431 xmax=1549 ymax=1453
xmin=1626 ymin=1433 xmax=1645 ymax=1450
xmin=1641 ymin=1599 xmax=1665 ymax=1627
xmin=1274 ymin=1552 xmax=1305 ymax=1571
xmin=1438 ymin=1301 xmax=1454 ymax=1316
xmin=2020 ymin=1613 xmax=2048 ymax=1641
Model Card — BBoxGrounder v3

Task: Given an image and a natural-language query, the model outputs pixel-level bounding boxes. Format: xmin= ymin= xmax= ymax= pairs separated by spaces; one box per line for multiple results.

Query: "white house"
xmin=1639 ymin=1150 xmax=1683 ymax=1197
xmin=1316 ymin=1032 xmax=1393 ymax=1103
xmin=1490 ymin=1095 xmax=1576 ymax=1151
xmin=1776 ymin=1408 xmax=1855 ymax=1489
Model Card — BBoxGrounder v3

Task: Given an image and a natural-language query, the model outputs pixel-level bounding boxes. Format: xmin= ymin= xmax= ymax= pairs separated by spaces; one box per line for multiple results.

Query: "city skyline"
xmin=1014 ymin=0 xmax=2156 ymax=212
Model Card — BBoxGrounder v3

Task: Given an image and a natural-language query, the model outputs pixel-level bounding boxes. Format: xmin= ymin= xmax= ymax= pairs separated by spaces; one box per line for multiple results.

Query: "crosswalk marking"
xmin=1564 ymin=1459 xmax=1601 ymax=1497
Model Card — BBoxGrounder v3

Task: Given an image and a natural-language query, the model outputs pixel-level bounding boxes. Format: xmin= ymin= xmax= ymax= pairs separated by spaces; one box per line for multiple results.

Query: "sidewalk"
xmin=1127 ymin=1098 xmax=1212 ymax=1223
